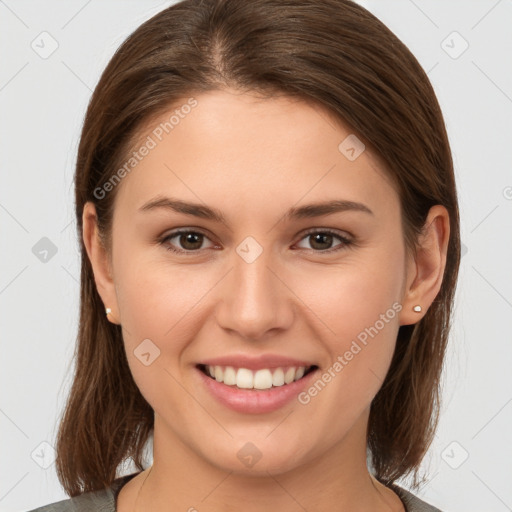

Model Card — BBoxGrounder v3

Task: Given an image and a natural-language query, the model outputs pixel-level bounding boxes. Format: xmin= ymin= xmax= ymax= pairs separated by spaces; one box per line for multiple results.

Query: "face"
xmin=91 ymin=89 xmax=416 ymax=476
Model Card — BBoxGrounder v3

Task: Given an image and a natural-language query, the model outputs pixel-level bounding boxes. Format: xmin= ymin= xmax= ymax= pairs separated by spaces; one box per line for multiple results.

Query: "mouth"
xmin=197 ymin=364 xmax=319 ymax=391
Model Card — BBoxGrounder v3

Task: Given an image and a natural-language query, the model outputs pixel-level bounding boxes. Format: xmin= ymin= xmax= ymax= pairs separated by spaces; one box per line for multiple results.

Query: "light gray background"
xmin=1 ymin=1 xmax=511 ymax=511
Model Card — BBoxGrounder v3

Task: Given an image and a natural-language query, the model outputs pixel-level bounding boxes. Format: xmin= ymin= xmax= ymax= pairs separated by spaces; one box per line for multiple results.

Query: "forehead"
xmin=112 ymin=89 xmax=398 ymax=223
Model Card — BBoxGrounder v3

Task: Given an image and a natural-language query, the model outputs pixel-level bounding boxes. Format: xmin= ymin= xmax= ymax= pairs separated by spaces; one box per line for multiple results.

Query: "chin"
xmin=195 ymin=431 xmax=317 ymax=477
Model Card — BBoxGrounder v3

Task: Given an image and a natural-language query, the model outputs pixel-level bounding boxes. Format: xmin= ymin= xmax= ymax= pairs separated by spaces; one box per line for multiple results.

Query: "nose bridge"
xmin=216 ymin=237 xmax=293 ymax=339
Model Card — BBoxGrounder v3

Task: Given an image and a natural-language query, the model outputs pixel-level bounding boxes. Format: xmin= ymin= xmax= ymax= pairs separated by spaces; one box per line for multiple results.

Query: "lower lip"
xmin=196 ymin=367 xmax=318 ymax=414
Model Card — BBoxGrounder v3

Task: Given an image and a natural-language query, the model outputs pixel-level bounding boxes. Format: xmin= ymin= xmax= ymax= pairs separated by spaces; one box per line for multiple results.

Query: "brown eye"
xmin=161 ymin=230 xmax=214 ymax=253
xmin=309 ymin=233 xmax=334 ymax=250
xmin=295 ymin=230 xmax=352 ymax=252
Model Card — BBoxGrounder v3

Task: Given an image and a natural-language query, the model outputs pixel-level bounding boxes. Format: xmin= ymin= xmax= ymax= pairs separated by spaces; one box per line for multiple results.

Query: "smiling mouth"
xmin=197 ymin=364 xmax=318 ymax=390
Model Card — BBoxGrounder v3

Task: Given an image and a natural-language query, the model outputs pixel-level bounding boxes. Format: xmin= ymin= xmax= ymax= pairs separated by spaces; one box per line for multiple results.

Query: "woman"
xmin=29 ymin=0 xmax=460 ymax=510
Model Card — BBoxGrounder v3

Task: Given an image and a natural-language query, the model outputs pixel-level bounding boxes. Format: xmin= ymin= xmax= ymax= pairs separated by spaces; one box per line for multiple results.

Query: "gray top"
xmin=27 ymin=472 xmax=442 ymax=511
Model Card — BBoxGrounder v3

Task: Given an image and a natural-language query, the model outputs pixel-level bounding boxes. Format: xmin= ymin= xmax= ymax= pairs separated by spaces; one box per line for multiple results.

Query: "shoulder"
xmin=25 ymin=486 xmax=113 ymax=512
xmin=392 ymin=484 xmax=443 ymax=512
xmin=26 ymin=472 xmax=140 ymax=512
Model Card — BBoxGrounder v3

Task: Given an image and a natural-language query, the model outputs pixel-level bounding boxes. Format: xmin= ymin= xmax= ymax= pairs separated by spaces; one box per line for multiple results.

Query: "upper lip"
xmin=198 ymin=354 xmax=316 ymax=371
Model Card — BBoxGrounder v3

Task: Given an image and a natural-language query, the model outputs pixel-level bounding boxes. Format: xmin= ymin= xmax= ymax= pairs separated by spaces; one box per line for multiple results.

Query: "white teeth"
xmin=272 ymin=368 xmax=285 ymax=387
xmin=223 ymin=366 xmax=237 ymax=386
xmin=284 ymin=367 xmax=295 ymax=384
xmin=236 ymin=368 xmax=253 ymax=389
xmin=253 ymin=369 xmax=273 ymax=390
xmin=203 ymin=365 xmax=310 ymax=389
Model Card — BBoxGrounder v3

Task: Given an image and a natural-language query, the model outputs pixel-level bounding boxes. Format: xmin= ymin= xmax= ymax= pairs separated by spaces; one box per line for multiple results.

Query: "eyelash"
xmin=159 ymin=228 xmax=353 ymax=255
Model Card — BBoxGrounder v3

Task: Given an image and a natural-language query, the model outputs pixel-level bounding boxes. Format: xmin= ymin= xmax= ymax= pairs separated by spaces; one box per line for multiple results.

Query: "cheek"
xmin=292 ymin=249 xmax=404 ymax=346
xmin=293 ymin=298 xmax=401 ymax=456
xmin=290 ymin=249 xmax=403 ymax=413
xmin=113 ymin=255 xmax=216 ymax=395
xmin=115 ymin=248 xmax=209 ymax=340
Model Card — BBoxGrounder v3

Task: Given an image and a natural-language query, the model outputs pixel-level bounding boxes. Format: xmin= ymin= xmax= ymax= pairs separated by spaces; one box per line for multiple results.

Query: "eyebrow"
xmin=138 ymin=196 xmax=374 ymax=222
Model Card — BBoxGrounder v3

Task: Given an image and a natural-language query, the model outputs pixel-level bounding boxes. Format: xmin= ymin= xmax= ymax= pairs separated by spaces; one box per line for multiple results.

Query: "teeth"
xmin=223 ymin=366 xmax=237 ymax=386
xmin=253 ymin=369 xmax=272 ymax=390
xmin=203 ymin=365 xmax=310 ymax=389
xmin=236 ymin=368 xmax=253 ymax=389
xmin=284 ymin=367 xmax=295 ymax=384
xmin=272 ymin=368 xmax=285 ymax=387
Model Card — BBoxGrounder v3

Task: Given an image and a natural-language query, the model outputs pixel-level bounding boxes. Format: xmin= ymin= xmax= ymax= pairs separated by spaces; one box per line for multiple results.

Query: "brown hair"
xmin=56 ymin=0 xmax=460 ymax=496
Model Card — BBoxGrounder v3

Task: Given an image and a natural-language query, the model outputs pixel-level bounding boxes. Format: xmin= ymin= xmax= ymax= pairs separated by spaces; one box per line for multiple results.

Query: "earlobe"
xmin=399 ymin=205 xmax=450 ymax=326
xmin=82 ymin=202 xmax=121 ymax=325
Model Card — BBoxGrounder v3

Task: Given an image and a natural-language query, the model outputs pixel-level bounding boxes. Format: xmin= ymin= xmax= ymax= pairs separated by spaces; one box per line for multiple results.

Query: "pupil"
xmin=182 ymin=233 xmax=202 ymax=249
xmin=311 ymin=233 xmax=332 ymax=250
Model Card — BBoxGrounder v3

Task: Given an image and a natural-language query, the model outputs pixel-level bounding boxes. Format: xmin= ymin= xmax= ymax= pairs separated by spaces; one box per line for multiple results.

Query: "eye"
xmin=294 ymin=229 xmax=353 ymax=252
xmin=159 ymin=228 xmax=353 ymax=255
xmin=160 ymin=229 xmax=216 ymax=254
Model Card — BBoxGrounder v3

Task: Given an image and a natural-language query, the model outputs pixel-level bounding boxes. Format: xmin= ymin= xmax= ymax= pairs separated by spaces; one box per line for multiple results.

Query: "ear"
xmin=399 ymin=205 xmax=450 ymax=326
xmin=82 ymin=201 xmax=120 ymax=325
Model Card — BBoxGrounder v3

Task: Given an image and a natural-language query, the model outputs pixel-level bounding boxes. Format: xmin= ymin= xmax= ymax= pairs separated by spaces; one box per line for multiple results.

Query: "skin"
xmin=83 ymin=88 xmax=450 ymax=512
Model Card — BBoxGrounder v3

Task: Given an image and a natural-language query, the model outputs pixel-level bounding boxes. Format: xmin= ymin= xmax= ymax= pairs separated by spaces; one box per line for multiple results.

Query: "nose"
xmin=214 ymin=242 xmax=294 ymax=341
